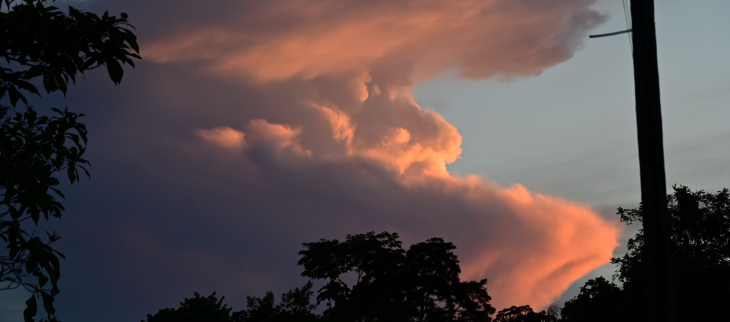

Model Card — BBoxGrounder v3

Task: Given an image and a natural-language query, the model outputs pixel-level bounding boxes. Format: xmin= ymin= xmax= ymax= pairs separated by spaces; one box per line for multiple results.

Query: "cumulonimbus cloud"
xmin=145 ymin=0 xmax=616 ymax=310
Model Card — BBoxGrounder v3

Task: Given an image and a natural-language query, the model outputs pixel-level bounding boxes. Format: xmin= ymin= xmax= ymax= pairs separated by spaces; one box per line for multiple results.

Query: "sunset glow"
xmin=152 ymin=0 xmax=622 ymax=309
xmin=7 ymin=0 xmax=730 ymax=320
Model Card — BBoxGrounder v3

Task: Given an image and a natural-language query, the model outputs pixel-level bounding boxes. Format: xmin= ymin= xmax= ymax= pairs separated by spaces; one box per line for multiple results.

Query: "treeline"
xmin=143 ymin=186 xmax=730 ymax=322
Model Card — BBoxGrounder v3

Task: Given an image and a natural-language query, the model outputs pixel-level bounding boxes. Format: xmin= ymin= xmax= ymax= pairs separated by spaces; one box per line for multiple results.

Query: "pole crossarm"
xmin=589 ymin=29 xmax=632 ymax=38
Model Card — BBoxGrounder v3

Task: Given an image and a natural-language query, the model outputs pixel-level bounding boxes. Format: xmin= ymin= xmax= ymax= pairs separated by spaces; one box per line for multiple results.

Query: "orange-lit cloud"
xmin=245 ymin=119 xmax=312 ymax=157
xmin=195 ymin=126 xmax=246 ymax=150
xmin=467 ymin=184 xmax=621 ymax=308
xmin=156 ymin=0 xmax=614 ymax=311
xmin=146 ymin=0 xmax=605 ymax=83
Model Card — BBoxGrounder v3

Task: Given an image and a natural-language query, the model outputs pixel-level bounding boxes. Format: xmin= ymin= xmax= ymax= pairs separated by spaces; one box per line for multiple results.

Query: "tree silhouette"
xmin=1 ymin=0 xmax=139 ymax=106
xmin=493 ymin=305 xmax=557 ymax=322
xmin=143 ymin=292 xmax=238 ymax=322
xmin=239 ymin=282 xmax=319 ymax=322
xmin=0 ymin=1 xmax=140 ymax=320
xmin=142 ymin=283 xmax=319 ymax=322
xmin=0 ymin=106 xmax=88 ymax=320
xmin=561 ymin=185 xmax=730 ymax=322
xmin=299 ymin=231 xmax=496 ymax=322
xmin=560 ymin=277 xmax=622 ymax=322
xmin=144 ymin=233 xmax=495 ymax=322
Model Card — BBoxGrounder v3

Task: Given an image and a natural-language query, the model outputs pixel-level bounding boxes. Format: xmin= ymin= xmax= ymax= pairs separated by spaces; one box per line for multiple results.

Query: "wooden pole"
xmin=629 ymin=1 xmax=676 ymax=321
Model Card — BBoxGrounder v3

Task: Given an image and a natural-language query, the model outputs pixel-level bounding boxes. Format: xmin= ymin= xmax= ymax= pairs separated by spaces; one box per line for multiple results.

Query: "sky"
xmin=2 ymin=0 xmax=729 ymax=321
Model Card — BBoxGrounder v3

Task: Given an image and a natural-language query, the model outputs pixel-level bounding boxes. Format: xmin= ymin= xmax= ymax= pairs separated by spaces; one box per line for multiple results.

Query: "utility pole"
xmin=589 ymin=1 xmax=676 ymax=320
xmin=630 ymin=1 xmax=676 ymax=321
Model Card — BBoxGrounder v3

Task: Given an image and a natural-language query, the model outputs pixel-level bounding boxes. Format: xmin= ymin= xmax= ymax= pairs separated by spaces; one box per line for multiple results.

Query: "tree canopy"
xmin=143 ymin=292 xmax=237 ymax=322
xmin=561 ymin=185 xmax=730 ymax=322
xmin=144 ymin=185 xmax=730 ymax=322
xmin=1 ymin=1 xmax=140 ymax=321
xmin=493 ymin=305 xmax=558 ymax=322
xmin=143 ymin=283 xmax=320 ymax=322
xmin=238 ymin=282 xmax=319 ymax=322
xmin=559 ymin=277 xmax=622 ymax=322
xmin=0 ymin=106 xmax=88 ymax=321
xmin=1 ymin=0 xmax=140 ymax=106
xmin=144 ymin=232 xmax=496 ymax=322
xmin=299 ymin=231 xmax=496 ymax=322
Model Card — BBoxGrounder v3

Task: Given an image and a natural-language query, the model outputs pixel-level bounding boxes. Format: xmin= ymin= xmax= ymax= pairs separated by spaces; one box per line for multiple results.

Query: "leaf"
xmin=16 ymin=80 xmax=40 ymax=95
xmin=9 ymin=249 xmax=21 ymax=263
xmin=105 ymin=59 xmax=123 ymax=84
xmin=56 ymin=74 xmax=67 ymax=94
xmin=24 ymin=296 xmax=37 ymax=322
xmin=67 ymin=166 xmax=76 ymax=183
xmin=41 ymin=292 xmax=56 ymax=317
xmin=43 ymin=72 xmax=57 ymax=94
xmin=8 ymin=87 xmax=26 ymax=107
xmin=39 ymin=274 xmax=49 ymax=287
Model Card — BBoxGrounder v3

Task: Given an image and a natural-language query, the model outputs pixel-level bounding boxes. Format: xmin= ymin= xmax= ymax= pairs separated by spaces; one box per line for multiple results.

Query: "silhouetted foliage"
xmin=0 ymin=1 xmax=140 ymax=320
xmin=0 ymin=106 xmax=87 ymax=320
xmin=146 ymin=233 xmax=495 ymax=322
xmin=561 ymin=185 xmax=730 ymax=322
xmin=560 ymin=277 xmax=622 ymax=322
xmin=299 ymin=231 xmax=496 ymax=322
xmin=142 ymin=283 xmax=319 ymax=322
xmin=238 ymin=282 xmax=319 ymax=322
xmin=493 ymin=305 xmax=557 ymax=322
xmin=143 ymin=292 xmax=238 ymax=322
xmin=1 ymin=0 xmax=140 ymax=106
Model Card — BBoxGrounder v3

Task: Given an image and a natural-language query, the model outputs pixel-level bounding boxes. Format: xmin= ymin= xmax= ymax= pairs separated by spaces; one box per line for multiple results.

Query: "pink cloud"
xmin=245 ymin=119 xmax=311 ymax=157
xmin=145 ymin=0 xmax=605 ymax=83
xmin=195 ymin=126 xmax=246 ymax=150
xmin=145 ymin=0 xmax=615 ymax=311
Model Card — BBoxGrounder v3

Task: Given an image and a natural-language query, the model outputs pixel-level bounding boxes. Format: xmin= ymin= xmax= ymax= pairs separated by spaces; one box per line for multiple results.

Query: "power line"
xmin=623 ymin=0 xmax=633 ymax=52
